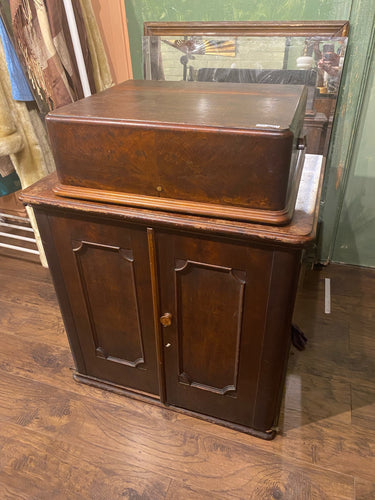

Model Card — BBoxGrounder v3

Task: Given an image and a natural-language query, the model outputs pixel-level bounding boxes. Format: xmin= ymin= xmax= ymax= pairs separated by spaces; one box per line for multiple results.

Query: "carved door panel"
xmin=47 ymin=214 xmax=159 ymax=396
xmin=156 ymin=231 xmax=299 ymax=431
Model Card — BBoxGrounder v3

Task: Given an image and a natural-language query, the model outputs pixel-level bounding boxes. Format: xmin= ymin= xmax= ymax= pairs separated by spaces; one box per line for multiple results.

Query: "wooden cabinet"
xmin=21 ymin=156 xmax=323 ymax=439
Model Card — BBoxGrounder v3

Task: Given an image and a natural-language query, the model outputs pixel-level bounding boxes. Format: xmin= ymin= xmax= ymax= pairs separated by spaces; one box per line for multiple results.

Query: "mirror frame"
xmin=144 ymin=20 xmax=349 ymax=38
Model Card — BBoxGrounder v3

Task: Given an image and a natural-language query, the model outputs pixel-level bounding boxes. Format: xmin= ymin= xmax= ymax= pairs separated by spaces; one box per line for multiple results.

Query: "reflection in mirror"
xmin=143 ymin=35 xmax=347 ymax=157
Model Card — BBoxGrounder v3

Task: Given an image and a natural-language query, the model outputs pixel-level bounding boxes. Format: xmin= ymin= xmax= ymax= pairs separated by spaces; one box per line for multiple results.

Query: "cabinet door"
xmin=46 ymin=213 xmax=159 ymax=397
xmin=156 ymin=231 xmax=300 ymax=432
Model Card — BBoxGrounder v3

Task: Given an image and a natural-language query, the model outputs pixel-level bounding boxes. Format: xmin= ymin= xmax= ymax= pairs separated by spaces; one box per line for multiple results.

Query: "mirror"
xmin=143 ymin=21 xmax=349 ymax=157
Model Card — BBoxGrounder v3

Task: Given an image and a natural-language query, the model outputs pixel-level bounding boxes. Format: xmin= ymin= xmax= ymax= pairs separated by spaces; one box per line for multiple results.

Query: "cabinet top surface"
xmin=46 ymin=80 xmax=306 ymax=133
xmin=21 ymin=155 xmax=324 ymax=248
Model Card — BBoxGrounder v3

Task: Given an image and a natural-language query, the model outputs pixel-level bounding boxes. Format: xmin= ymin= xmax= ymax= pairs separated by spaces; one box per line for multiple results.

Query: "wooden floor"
xmin=0 ymin=252 xmax=374 ymax=499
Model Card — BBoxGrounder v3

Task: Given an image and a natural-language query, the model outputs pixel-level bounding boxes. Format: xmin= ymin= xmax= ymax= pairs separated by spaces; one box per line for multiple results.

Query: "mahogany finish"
xmin=157 ymin=230 xmax=301 ymax=432
xmin=44 ymin=214 xmax=159 ymax=397
xmin=21 ymin=155 xmax=323 ymax=440
xmin=46 ymin=80 xmax=307 ymax=225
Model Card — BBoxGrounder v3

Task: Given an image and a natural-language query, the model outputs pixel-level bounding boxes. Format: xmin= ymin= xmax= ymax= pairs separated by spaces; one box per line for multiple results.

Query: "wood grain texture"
xmin=351 ymin=382 xmax=375 ymax=431
xmin=355 ymin=478 xmax=375 ymax=500
xmin=0 ymin=421 xmax=170 ymax=500
xmin=44 ymin=80 xmax=307 ymax=225
xmin=20 ymin=162 xmax=324 ymax=249
xmin=1 ymin=254 xmax=374 ymax=498
xmin=165 ymin=480 xmax=228 ymax=500
xmin=0 ymin=349 xmax=354 ymax=499
xmin=52 ymin=180 xmax=300 ymax=226
xmin=20 ymin=155 xmax=322 ymax=438
xmin=46 ymin=214 xmax=159 ymax=396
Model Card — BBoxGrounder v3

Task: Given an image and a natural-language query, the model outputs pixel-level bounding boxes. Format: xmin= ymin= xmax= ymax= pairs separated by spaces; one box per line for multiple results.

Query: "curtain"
xmin=0 ymin=34 xmax=53 ymax=265
xmin=0 ymin=0 xmax=114 ymax=265
xmin=9 ymin=0 xmax=101 ymax=113
xmin=79 ymin=0 xmax=112 ymax=92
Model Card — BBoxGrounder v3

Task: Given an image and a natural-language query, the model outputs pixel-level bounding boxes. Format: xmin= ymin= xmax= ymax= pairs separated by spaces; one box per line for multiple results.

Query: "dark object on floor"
xmin=291 ymin=323 xmax=308 ymax=350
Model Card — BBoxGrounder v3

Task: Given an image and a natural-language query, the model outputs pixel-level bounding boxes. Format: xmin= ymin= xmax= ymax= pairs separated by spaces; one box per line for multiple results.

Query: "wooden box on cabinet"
xmin=46 ymin=80 xmax=307 ymax=226
xmin=21 ymin=156 xmax=323 ymax=440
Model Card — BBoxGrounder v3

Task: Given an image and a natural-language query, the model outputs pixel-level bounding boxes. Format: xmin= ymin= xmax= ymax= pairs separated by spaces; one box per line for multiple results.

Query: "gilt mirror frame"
xmin=144 ymin=20 xmax=349 ymax=38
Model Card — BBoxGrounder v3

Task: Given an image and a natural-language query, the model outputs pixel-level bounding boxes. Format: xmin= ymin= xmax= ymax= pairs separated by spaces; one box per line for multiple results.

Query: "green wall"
xmin=318 ymin=0 xmax=375 ymax=267
xmin=125 ymin=0 xmax=375 ymax=268
xmin=332 ymin=39 xmax=375 ymax=267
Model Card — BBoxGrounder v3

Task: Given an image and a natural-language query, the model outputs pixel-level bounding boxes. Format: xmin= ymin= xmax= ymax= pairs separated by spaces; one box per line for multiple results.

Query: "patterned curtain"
xmin=9 ymin=0 xmax=99 ymax=113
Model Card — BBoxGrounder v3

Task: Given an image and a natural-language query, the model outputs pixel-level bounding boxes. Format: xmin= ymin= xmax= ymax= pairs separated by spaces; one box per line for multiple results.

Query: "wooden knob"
xmin=160 ymin=312 xmax=172 ymax=327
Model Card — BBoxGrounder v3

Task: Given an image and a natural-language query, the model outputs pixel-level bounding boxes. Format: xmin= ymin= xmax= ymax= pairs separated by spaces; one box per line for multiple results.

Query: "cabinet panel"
xmin=157 ymin=231 xmax=300 ymax=432
xmin=47 ymin=214 xmax=159 ymax=396
xmin=175 ymin=259 xmax=245 ymax=395
xmin=157 ymin=232 xmax=274 ymax=429
xmin=72 ymin=242 xmax=145 ymax=367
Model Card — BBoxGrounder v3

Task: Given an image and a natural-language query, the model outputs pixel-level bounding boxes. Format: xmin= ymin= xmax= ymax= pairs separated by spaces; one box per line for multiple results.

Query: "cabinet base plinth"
xmin=73 ymin=372 xmax=160 ymax=403
xmin=73 ymin=372 xmax=277 ymax=441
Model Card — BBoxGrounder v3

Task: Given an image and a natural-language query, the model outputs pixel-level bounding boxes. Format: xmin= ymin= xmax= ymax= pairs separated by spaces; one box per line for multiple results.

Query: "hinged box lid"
xmin=46 ymin=80 xmax=307 ymax=225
